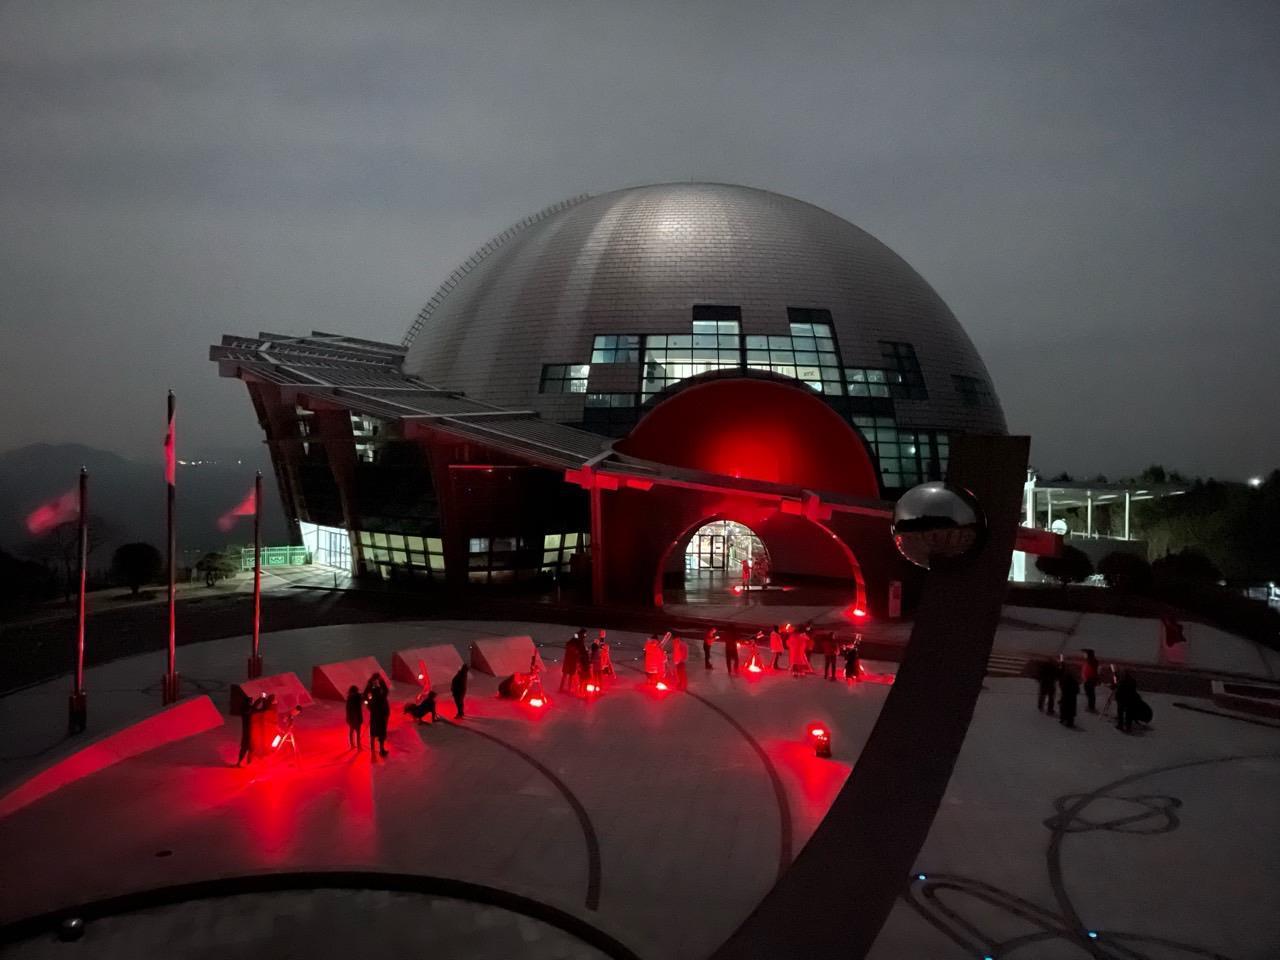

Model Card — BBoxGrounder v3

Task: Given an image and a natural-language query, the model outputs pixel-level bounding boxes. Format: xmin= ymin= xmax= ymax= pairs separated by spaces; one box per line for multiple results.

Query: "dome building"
xmin=211 ymin=182 xmax=1006 ymax=612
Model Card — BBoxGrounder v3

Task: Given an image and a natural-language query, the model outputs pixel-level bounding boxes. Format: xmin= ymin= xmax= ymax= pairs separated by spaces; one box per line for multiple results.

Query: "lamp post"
xmin=162 ymin=390 xmax=180 ymax=704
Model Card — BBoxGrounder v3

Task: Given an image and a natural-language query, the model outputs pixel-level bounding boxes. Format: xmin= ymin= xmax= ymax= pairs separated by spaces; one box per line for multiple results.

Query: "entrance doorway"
xmin=683 ymin=520 xmax=769 ymax=588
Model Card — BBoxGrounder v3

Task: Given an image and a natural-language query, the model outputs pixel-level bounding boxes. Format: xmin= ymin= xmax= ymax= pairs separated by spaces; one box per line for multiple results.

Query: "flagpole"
xmin=163 ymin=389 xmax=179 ymax=704
xmin=249 ymin=469 xmax=263 ymax=678
xmin=69 ymin=466 xmax=88 ymax=733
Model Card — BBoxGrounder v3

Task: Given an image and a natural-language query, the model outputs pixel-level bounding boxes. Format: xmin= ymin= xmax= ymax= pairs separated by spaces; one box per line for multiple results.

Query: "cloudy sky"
xmin=1 ymin=0 xmax=1277 ymax=479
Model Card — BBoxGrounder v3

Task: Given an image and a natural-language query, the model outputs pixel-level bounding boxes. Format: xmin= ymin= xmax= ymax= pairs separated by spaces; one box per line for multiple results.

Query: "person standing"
xmin=451 ymin=664 xmax=470 ymax=719
xmin=788 ymin=624 xmax=812 ymax=675
xmin=820 ymin=630 xmax=839 ymax=681
xmin=703 ymin=627 xmax=718 ymax=670
xmin=769 ymin=625 xmax=785 ymax=670
xmin=1036 ymin=659 xmax=1058 ymax=715
xmin=599 ymin=636 xmax=615 ymax=680
xmin=1116 ymin=671 xmax=1138 ymax=733
xmin=672 ymin=634 xmax=689 ymax=690
xmin=1058 ymin=666 xmax=1080 ymax=728
xmin=236 ymin=692 xmax=272 ymax=766
xmin=644 ymin=634 xmax=665 ymax=685
xmin=364 ymin=675 xmax=390 ymax=759
xmin=723 ymin=626 xmax=740 ymax=675
xmin=843 ymin=638 xmax=861 ymax=682
xmin=589 ymin=639 xmax=603 ymax=687
xmin=1081 ymin=649 xmax=1100 ymax=713
xmin=345 ymin=685 xmax=364 ymax=750
xmin=560 ymin=632 xmax=581 ymax=693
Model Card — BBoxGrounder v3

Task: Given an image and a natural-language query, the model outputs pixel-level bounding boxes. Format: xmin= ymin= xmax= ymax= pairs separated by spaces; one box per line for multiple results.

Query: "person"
xmin=744 ymin=632 xmax=763 ymax=672
xmin=1082 ymin=649 xmax=1100 ymax=713
xmin=404 ymin=688 xmax=439 ymax=723
xmin=723 ymin=626 xmax=740 ymax=675
xmin=1115 ymin=670 xmax=1139 ymax=733
xmin=560 ymin=632 xmax=581 ymax=693
xmin=672 ymin=634 xmax=689 ymax=690
xmin=599 ymin=636 xmax=615 ymax=680
xmin=236 ymin=692 xmax=273 ymax=766
xmin=364 ymin=674 xmax=390 ymax=758
xmin=788 ymin=624 xmax=812 ymax=676
xmin=740 ymin=556 xmax=751 ymax=590
xmin=843 ymin=638 xmax=861 ymax=682
xmin=769 ymin=625 xmax=785 ymax=670
xmin=820 ymin=630 xmax=839 ymax=681
xmin=1036 ymin=659 xmax=1059 ymax=715
xmin=451 ymin=664 xmax=470 ymax=719
xmin=644 ymin=634 xmax=665 ymax=685
xmin=589 ymin=639 xmax=603 ymax=687
xmin=1058 ymin=665 xmax=1080 ymax=728
xmin=345 ymin=685 xmax=364 ymax=749
xmin=703 ymin=627 xmax=718 ymax=670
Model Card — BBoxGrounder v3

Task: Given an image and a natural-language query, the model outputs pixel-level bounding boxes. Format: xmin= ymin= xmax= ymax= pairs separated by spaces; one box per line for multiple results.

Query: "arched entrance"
xmin=683 ymin=519 xmax=769 ymax=587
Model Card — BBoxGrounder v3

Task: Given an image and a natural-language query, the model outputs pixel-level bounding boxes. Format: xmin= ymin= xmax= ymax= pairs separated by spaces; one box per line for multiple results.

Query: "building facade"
xmin=212 ymin=182 xmax=1007 ymax=612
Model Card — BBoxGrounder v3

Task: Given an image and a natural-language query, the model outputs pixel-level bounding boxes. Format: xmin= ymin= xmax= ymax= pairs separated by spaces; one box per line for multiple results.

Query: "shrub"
xmin=1152 ymin=549 xmax=1222 ymax=585
xmin=1097 ymin=551 xmax=1153 ymax=593
xmin=110 ymin=542 xmax=163 ymax=595
xmin=1035 ymin=545 xmax=1093 ymax=585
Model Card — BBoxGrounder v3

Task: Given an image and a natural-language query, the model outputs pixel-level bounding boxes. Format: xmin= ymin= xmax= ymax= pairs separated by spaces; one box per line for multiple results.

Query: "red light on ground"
xmin=747 ymin=664 xmax=763 ymax=673
xmin=655 ymin=681 xmax=669 ymax=691
xmin=528 ymin=698 xmax=545 ymax=708
xmin=809 ymin=726 xmax=826 ymax=738
xmin=852 ymin=607 xmax=867 ymax=618
xmin=271 ymin=734 xmax=282 ymax=748
xmin=732 ymin=585 xmax=743 ymax=594
xmin=585 ymin=683 xmax=598 ymax=693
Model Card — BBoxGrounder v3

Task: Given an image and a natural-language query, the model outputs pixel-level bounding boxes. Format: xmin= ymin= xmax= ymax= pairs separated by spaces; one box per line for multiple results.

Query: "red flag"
xmin=164 ymin=400 xmax=176 ymax=486
xmin=26 ymin=488 xmax=79 ymax=535
xmin=217 ymin=486 xmax=257 ymax=532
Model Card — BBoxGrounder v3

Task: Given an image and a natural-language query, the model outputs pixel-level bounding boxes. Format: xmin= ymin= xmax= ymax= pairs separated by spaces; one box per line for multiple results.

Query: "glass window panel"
xmin=717 ymin=334 xmax=738 ymax=348
xmin=564 ymin=533 xmax=578 ymax=547
xmin=746 ymin=350 xmax=769 ymax=363
xmin=745 ymin=335 xmax=767 ymax=349
xmin=768 ymin=336 xmax=791 ymax=349
xmin=391 ymin=550 xmax=407 ymax=564
xmin=406 ymin=536 xmax=424 ymax=552
xmin=427 ymin=537 xmax=443 ymax=552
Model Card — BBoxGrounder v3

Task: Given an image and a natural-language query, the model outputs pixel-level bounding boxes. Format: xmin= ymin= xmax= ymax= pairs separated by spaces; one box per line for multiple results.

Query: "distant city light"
xmin=1248 ymin=476 xmax=1263 ymax=488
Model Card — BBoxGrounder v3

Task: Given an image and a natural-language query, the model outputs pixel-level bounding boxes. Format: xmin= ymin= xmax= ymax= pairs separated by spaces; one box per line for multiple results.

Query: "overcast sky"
xmin=2 ymin=1 xmax=1277 ymax=480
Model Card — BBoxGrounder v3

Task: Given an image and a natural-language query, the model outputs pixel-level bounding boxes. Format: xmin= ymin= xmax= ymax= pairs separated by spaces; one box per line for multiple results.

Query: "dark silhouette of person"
xmin=723 ymin=626 xmax=739 ymax=675
xmin=345 ymin=685 xmax=363 ymax=749
xmin=1058 ymin=666 xmax=1080 ymax=728
xmin=559 ymin=633 xmax=580 ymax=693
xmin=364 ymin=675 xmax=390 ymax=759
xmin=1036 ymin=659 xmax=1059 ymax=714
xmin=1116 ymin=671 xmax=1139 ymax=732
xmin=236 ymin=692 xmax=273 ymax=766
xmin=451 ymin=665 xmax=470 ymax=719
xmin=703 ymin=627 xmax=718 ymax=670
xmin=843 ymin=640 xmax=861 ymax=681
xmin=1082 ymin=649 xmax=1100 ymax=713
xmin=404 ymin=689 xmax=438 ymax=723
xmin=820 ymin=630 xmax=839 ymax=681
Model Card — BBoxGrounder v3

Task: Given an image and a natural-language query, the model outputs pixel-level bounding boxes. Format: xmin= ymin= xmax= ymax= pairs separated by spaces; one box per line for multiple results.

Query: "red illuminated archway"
xmin=617 ymin=375 xmax=881 ymax=498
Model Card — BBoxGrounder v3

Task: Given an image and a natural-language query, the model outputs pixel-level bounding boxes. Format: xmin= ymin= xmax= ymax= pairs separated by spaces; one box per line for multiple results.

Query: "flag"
xmin=26 ymin=488 xmax=79 ymax=535
xmin=164 ymin=394 xmax=176 ymax=486
xmin=218 ymin=486 xmax=257 ymax=532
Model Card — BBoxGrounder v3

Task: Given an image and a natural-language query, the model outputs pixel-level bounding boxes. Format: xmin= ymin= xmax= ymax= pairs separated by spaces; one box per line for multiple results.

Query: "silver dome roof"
xmin=402 ymin=182 xmax=1005 ymax=437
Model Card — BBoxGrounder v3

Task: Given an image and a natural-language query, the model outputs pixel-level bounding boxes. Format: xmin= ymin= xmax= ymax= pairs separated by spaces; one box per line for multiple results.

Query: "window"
xmin=590 ymin=335 xmax=640 ymax=364
xmin=852 ymin=417 xmax=948 ymax=489
xmin=350 ymin=414 xmax=382 ymax=463
xmin=583 ymin=392 xmax=639 ymax=433
xmin=879 ymin=341 xmax=928 ymax=400
xmin=741 ymin=309 xmax=843 ymax=394
xmin=540 ymin=363 xmax=590 ymax=393
xmin=953 ymin=374 xmax=993 ymax=408
xmin=642 ymin=311 xmax=743 ymax=399
xmin=357 ymin=530 xmax=444 ymax=579
xmin=845 ymin=368 xmax=893 ymax=398
xmin=540 ymin=531 xmax=590 ymax=576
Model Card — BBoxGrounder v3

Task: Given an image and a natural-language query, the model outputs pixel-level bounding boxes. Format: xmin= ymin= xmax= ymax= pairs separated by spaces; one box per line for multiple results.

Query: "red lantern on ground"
xmin=808 ymin=723 xmax=832 ymax=758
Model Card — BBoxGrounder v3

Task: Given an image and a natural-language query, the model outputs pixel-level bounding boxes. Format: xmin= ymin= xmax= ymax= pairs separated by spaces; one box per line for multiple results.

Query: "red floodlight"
xmin=807 ymin=723 xmax=832 ymax=758
xmin=271 ymin=734 xmax=282 ymax=749
xmin=747 ymin=663 xmax=763 ymax=674
xmin=528 ymin=697 xmax=545 ymax=708
xmin=585 ymin=683 xmax=599 ymax=694
xmin=655 ymin=681 xmax=669 ymax=692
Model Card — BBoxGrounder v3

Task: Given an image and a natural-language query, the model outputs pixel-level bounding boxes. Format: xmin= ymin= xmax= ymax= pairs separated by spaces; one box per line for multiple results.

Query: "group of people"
xmin=1036 ymin=650 xmax=1149 ymax=732
xmin=341 ymin=664 xmax=471 ymax=761
xmin=558 ymin=629 xmax=617 ymax=694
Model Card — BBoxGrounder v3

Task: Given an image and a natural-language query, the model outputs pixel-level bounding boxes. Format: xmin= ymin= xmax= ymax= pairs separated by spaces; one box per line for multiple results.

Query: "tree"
xmin=196 ymin=550 xmax=240 ymax=587
xmin=1140 ymin=465 xmax=1168 ymax=484
xmin=1035 ymin=545 xmax=1093 ymax=586
xmin=111 ymin=542 xmax=163 ymax=595
xmin=1097 ymin=551 xmax=1153 ymax=593
xmin=0 ymin=548 xmax=59 ymax=615
xmin=23 ymin=517 xmax=109 ymax=602
xmin=1152 ymin=549 xmax=1221 ymax=585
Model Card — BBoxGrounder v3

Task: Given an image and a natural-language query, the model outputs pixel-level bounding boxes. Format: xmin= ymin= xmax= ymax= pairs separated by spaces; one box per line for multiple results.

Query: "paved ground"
xmin=2 ymin=619 xmax=1278 ymax=959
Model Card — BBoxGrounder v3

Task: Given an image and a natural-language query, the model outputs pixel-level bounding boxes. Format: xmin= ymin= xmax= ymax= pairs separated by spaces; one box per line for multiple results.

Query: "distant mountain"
xmin=0 ymin=443 xmax=289 ymax=566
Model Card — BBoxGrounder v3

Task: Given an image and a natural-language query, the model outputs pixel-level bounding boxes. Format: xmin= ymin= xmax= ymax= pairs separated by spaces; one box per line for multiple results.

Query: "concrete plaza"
xmin=1 ymin=616 xmax=1278 ymax=959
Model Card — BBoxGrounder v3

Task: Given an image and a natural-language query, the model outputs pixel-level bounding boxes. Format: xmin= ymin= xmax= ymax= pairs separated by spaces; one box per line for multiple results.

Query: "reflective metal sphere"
xmin=892 ymin=482 xmax=987 ymax=569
